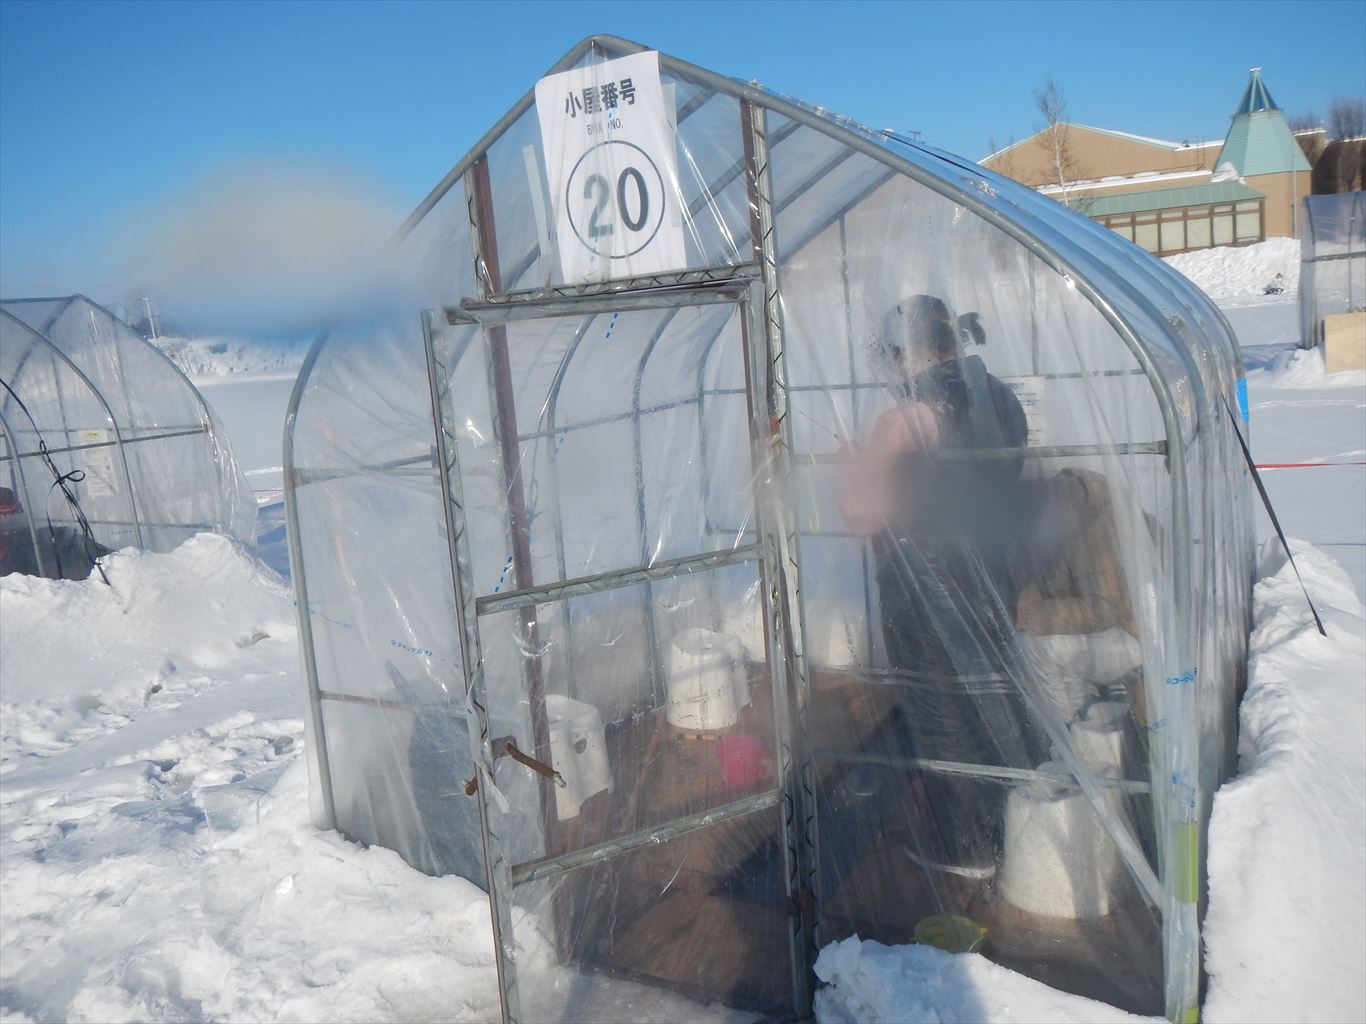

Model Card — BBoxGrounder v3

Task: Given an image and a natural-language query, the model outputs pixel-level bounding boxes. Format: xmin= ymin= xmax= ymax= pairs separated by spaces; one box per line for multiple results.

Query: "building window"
xmin=1234 ymin=201 xmax=1262 ymax=244
xmin=1098 ymin=198 xmax=1265 ymax=256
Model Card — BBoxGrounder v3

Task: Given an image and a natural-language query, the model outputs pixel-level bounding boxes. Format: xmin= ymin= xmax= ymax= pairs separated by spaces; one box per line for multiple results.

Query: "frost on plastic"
xmin=1 ymin=295 xmax=256 ymax=576
xmin=285 ymin=37 xmax=1253 ymax=1024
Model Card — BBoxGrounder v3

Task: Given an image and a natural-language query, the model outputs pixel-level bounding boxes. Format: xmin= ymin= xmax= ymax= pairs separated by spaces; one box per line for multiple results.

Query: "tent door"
xmin=424 ymin=277 xmax=814 ymax=1024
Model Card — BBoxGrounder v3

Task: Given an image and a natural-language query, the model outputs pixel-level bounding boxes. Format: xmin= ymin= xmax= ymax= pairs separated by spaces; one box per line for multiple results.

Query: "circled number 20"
xmin=565 ymin=141 xmax=666 ymax=260
xmin=584 ymin=168 xmax=649 ymax=237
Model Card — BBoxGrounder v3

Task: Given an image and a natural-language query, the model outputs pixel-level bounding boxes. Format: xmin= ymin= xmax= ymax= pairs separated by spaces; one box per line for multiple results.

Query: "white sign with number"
xmin=535 ymin=51 xmax=686 ymax=284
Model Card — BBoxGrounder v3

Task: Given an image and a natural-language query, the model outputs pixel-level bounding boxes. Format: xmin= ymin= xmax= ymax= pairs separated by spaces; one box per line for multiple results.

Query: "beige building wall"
xmin=985 ymin=127 xmax=1220 ymax=187
xmin=1246 ymin=170 xmax=1312 ymax=238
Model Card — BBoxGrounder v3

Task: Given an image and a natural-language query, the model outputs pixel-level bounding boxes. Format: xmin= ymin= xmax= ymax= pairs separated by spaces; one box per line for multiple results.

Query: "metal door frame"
xmin=424 ymin=265 xmax=818 ymax=1023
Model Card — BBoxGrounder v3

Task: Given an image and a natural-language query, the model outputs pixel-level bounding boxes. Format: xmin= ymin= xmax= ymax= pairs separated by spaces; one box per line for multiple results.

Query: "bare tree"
xmin=1034 ymin=77 xmax=1088 ymax=209
xmin=1328 ymin=98 xmax=1365 ymax=140
xmin=1288 ymin=112 xmax=1325 ymax=163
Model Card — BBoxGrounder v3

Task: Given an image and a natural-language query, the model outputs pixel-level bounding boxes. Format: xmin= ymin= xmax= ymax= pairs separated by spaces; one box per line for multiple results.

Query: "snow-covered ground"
xmin=2 ymin=240 xmax=1363 ymax=1023
xmin=153 ymin=335 xmax=309 ymax=379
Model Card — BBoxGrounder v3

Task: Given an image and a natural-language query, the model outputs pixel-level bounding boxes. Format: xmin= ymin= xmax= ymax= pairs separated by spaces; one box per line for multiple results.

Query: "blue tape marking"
xmin=1165 ymin=668 xmax=1198 ymax=687
xmin=604 ymin=311 xmax=618 ymax=340
xmin=1236 ymin=378 xmax=1250 ymax=422
xmin=494 ymin=555 xmax=514 ymax=593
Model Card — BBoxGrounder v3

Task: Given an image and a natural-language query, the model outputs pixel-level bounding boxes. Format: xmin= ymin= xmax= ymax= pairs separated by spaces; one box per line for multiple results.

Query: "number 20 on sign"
xmin=566 ymin=141 xmax=665 ymax=259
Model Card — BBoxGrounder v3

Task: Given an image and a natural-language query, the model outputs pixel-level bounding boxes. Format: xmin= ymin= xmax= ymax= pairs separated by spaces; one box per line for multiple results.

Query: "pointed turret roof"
xmin=1216 ymin=68 xmax=1310 ymax=178
xmin=1234 ymin=68 xmax=1279 ymax=115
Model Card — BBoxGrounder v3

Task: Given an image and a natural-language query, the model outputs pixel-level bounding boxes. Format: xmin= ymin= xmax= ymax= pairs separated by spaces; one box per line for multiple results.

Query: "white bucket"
xmin=666 ymin=628 xmax=748 ymax=732
xmin=998 ymin=762 xmax=1122 ymax=919
xmin=546 ymin=694 xmax=612 ymax=821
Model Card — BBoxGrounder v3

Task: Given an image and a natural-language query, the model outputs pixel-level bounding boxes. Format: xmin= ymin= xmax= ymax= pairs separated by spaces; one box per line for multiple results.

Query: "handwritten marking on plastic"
xmin=605 ymin=311 xmax=618 ymax=339
xmin=1165 ymin=668 xmax=1198 ymax=687
xmin=1147 ymin=718 xmax=1168 ymax=733
xmin=1170 ymin=771 xmax=1198 ymax=812
xmin=494 ymin=555 xmax=514 ymax=593
xmin=389 ymin=639 xmax=434 ymax=658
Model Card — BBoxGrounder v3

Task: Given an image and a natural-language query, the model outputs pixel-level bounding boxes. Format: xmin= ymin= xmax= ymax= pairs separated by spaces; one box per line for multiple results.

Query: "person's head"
xmin=0 ymin=487 xmax=25 ymax=536
xmin=881 ymin=294 xmax=985 ymax=377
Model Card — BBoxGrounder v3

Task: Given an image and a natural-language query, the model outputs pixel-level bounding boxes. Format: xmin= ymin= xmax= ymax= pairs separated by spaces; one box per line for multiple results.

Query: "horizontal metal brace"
xmin=447 ymin=276 xmax=755 ymax=327
xmin=288 ymin=451 xmax=436 ymax=489
xmin=1304 ymin=250 xmax=1365 ymax=264
xmin=799 ymin=440 xmax=1168 ymax=464
xmin=475 ymin=542 xmax=764 ymax=616
xmin=318 ymin=690 xmax=414 ymax=712
xmin=509 ymin=787 xmax=782 ymax=888
xmin=0 ymin=426 xmax=208 ymax=463
xmin=472 ymin=264 xmax=759 ymax=307
xmin=82 ymin=518 xmax=222 ymax=532
xmin=814 ymin=749 xmax=1152 ymax=795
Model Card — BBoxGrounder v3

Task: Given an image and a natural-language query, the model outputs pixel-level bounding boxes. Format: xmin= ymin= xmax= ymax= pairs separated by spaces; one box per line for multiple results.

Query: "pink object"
xmin=716 ymin=734 xmax=769 ymax=792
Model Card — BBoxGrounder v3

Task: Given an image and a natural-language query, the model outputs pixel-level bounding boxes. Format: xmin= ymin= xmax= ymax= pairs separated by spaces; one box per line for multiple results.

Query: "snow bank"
xmin=0 ymin=535 xmax=294 ymax=753
xmin=151 ymin=335 xmax=308 ymax=378
xmin=813 ymin=937 xmax=1157 ymax=1023
xmin=1202 ymin=540 xmax=1366 ymax=1023
xmin=1164 ymin=237 xmax=1300 ymax=307
xmin=1246 ymin=342 xmax=1366 ymax=389
xmin=0 ymin=536 xmax=498 ymax=1024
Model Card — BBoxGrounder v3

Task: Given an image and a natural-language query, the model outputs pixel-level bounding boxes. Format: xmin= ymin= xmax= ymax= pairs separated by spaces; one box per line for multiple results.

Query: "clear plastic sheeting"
xmin=1 ymin=295 xmax=254 ymax=578
xmin=1299 ymin=191 xmax=1366 ymax=347
xmin=285 ymin=36 xmax=1253 ymax=1024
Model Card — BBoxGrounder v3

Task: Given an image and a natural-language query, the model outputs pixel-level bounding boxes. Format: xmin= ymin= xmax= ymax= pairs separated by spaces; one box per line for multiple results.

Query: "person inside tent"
xmin=0 ymin=486 xmax=111 ymax=581
xmin=839 ymin=294 xmax=1043 ymax=878
xmin=1013 ymin=468 xmax=1145 ymax=725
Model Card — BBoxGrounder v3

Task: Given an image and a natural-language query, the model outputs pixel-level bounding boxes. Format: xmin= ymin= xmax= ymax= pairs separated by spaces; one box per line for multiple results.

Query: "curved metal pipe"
xmin=0 ymin=309 xmax=144 ymax=549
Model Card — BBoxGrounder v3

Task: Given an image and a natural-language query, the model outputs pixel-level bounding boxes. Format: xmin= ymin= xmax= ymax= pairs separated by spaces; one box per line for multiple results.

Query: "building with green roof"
xmin=982 ymin=68 xmax=1315 ymax=256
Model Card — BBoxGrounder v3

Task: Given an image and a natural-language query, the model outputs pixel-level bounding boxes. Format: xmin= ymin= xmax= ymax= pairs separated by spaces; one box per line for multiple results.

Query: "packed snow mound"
xmin=1246 ymin=342 xmax=1366 ymax=389
xmin=1202 ymin=540 xmax=1366 ymax=1023
xmin=0 ymin=535 xmax=503 ymax=1024
xmin=151 ymin=334 xmax=308 ymax=378
xmin=0 ymin=534 xmax=296 ymax=759
xmin=813 ymin=937 xmax=1158 ymax=1023
xmin=1163 ymin=237 xmax=1300 ymax=307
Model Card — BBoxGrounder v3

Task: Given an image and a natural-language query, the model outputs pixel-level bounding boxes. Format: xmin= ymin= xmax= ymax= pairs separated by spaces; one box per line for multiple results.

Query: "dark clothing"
xmin=874 ymin=355 xmax=1042 ymax=869
xmin=0 ymin=525 xmax=111 ymax=581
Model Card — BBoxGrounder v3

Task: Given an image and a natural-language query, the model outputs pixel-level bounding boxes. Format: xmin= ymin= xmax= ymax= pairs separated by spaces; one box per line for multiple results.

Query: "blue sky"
xmin=1 ymin=0 xmax=1362 ymax=314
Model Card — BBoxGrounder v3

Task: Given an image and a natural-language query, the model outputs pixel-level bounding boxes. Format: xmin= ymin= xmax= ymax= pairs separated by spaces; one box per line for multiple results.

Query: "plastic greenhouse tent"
xmin=284 ymin=37 xmax=1254 ymax=1024
xmin=1 ymin=295 xmax=254 ymax=578
xmin=1299 ymin=191 xmax=1366 ymax=347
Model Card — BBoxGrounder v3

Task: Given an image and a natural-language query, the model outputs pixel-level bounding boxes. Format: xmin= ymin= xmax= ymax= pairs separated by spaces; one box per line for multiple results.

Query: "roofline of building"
xmin=981 ymin=122 xmax=1222 ymax=164
xmin=1037 ymin=167 xmax=1215 ymax=195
